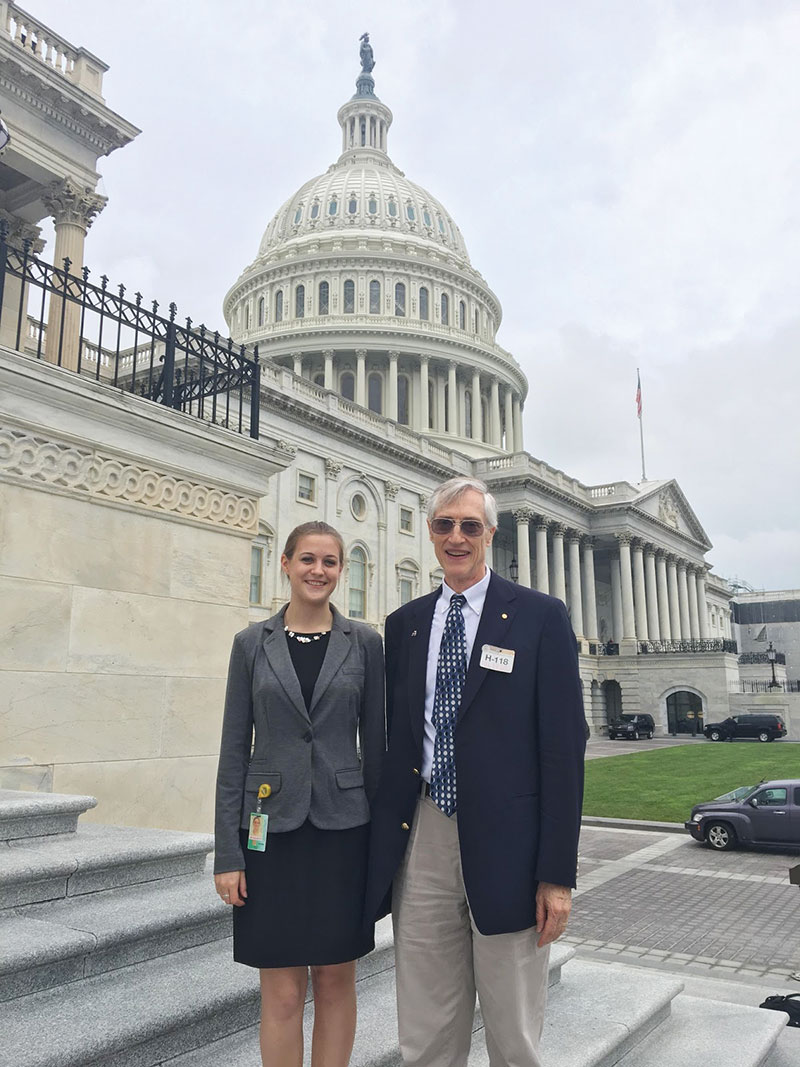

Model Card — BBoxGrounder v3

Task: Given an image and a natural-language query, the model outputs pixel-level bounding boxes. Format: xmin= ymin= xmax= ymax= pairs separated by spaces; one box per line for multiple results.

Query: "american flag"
xmin=635 ymin=370 xmax=642 ymax=419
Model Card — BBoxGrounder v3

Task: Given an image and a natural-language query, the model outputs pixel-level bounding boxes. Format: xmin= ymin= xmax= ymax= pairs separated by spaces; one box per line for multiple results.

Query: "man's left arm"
xmin=533 ymin=597 xmax=586 ymax=942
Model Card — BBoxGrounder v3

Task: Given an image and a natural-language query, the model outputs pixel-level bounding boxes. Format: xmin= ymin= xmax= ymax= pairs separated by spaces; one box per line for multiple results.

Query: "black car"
xmin=703 ymin=714 xmax=787 ymax=743
xmin=607 ymin=713 xmax=655 ymax=740
xmin=686 ymin=779 xmax=800 ymax=850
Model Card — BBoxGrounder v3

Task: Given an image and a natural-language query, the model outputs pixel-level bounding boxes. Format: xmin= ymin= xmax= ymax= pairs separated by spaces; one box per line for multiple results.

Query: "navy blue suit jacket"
xmin=365 ymin=571 xmax=585 ymax=936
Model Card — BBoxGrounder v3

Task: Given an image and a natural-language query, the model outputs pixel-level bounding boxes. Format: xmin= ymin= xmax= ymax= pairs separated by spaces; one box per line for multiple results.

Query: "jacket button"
xmin=303 ymin=731 xmax=312 ymax=743
xmin=401 ymin=822 xmax=410 ymax=831
xmin=412 ymin=767 xmax=420 ymax=775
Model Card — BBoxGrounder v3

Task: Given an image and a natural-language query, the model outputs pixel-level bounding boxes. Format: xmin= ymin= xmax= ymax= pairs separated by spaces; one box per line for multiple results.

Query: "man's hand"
xmin=214 ymin=870 xmax=247 ymax=907
xmin=535 ymin=882 xmax=572 ymax=947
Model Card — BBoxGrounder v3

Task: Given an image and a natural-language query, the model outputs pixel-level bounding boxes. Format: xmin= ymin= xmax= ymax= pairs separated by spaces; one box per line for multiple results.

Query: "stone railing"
xmin=639 ymin=638 xmax=738 ymax=655
xmin=474 ymin=454 xmax=636 ymax=507
xmin=2 ymin=2 xmax=107 ymax=96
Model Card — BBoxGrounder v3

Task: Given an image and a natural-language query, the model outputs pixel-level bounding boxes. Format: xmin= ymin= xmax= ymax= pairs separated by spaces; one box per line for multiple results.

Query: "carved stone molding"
xmin=384 ymin=480 xmax=400 ymax=500
xmin=512 ymin=506 xmax=535 ymax=525
xmin=0 ymin=210 xmax=45 ymax=253
xmin=275 ymin=439 xmax=298 ymax=457
xmin=324 ymin=458 xmax=342 ymax=480
xmin=658 ymin=489 xmax=680 ymax=529
xmin=616 ymin=532 xmax=633 ymax=546
xmin=551 ymin=523 xmax=566 ymax=539
xmin=42 ymin=177 xmax=107 ymax=233
xmin=419 ymin=494 xmax=428 ymax=511
xmin=0 ymin=426 xmax=258 ymax=532
xmin=534 ymin=517 xmax=550 ymax=531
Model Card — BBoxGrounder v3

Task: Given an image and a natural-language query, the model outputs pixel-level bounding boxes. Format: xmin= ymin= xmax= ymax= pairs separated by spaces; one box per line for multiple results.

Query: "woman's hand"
xmin=214 ymin=870 xmax=247 ymax=907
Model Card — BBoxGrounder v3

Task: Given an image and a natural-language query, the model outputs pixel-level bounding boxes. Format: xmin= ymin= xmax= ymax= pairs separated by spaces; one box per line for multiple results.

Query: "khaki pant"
xmin=392 ymin=795 xmax=550 ymax=1067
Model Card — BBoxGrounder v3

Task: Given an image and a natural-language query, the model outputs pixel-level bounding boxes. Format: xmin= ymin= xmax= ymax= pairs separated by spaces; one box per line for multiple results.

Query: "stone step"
xmin=763 ymin=1024 xmax=800 ymax=1067
xmin=615 ymin=993 xmax=788 ymax=1067
xmin=468 ymin=958 xmax=683 ymax=1067
xmin=0 ymin=939 xmax=261 ymax=1067
xmin=160 ymin=943 xmax=576 ymax=1067
xmin=2 ymin=874 xmax=231 ymax=1001
xmin=0 ymin=823 xmax=213 ymax=908
xmin=0 ymin=789 xmax=97 ymax=842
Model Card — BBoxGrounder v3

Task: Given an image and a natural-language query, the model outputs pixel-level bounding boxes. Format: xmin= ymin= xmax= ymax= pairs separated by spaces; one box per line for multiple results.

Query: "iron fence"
xmin=0 ymin=223 xmax=260 ymax=439
xmin=734 ymin=679 xmax=800 ymax=694
xmin=738 ymin=651 xmax=786 ymax=665
xmin=638 ymin=638 xmax=738 ymax=655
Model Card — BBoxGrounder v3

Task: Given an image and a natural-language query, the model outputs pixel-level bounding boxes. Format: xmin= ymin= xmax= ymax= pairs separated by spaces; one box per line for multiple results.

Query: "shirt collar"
xmin=439 ymin=567 xmax=491 ymax=617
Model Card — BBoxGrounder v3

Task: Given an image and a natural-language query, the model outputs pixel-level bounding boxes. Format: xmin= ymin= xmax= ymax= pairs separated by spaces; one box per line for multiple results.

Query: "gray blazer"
xmin=214 ymin=605 xmax=386 ymax=874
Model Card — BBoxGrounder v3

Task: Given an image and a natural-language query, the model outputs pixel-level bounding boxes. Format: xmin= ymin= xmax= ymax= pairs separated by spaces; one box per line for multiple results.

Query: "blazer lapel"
xmin=263 ymin=611 xmax=310 ymax=724
xmin=458 ymin=574 xmax=518 ymax=721
xmin=308 ymin=610 xmax=352 ymax=715
xmin=408 ymin=590 xmax=439 ymax=750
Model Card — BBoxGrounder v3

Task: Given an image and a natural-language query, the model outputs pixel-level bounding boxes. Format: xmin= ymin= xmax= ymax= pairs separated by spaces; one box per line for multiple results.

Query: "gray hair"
xmin=427 ymin=477 xmax=498 ymax=528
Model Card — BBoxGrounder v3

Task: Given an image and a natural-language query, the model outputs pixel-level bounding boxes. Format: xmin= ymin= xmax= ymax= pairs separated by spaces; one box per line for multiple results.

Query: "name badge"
xmin=247 ymin=811 xmax=269 ymax=851
xmin=480 ymin=644 xmax=515 ymax=673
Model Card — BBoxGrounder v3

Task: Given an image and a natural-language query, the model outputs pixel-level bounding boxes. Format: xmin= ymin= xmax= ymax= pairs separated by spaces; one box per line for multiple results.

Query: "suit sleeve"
xmin=359 ymin=629 xmax=387 ymax=805
xmin=213 ymin=632 xmax=254 ymax=874
xmin=534 ymin=598 xmax=585 ymax=888
xmin=384 ymin=609 xmax=401 ymax=743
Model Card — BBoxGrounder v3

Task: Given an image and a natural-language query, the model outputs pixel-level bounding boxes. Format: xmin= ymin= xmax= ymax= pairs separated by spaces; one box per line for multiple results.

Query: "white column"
xmin=293 ymin=353 xmax=303 ymax=377
xmin=667 ymin=556 xmax=682 ymax=640
xmin=610 ymin=558 xmax=623 ymax=644
xmin=656 ymin=552 xmax=672 ymax=641
xmin=632 ymin=540 xmax=648 ymax=641
xmin=551 ymin=524 xmax=566 ymax=604
xmin=512 ymin=393 xmax=524 ymax=452
xmin=535 ymin=521 xmax=549 ymax=594
xmin=355 ymin=348 xmax=367 ymax=407
xmin=388 ymin=351 xmax=399 ymax=421
xmin=471 ymin=368 xmax=482 ymax=442
xmin=419 ymin=355 xmax=429 ymax=431
xmin=617 ymin=535 xmax=636 ymax=641
xmin=504 ymin=386 xmax=514 ymax=452
xmin=696 ymin=569 xmax=709 ymax=638
xmin=687 ymin=566 xmax=700 ymax=638
xmin=323 ymin=348 xmax=334 ymax=390
xmin=514 ymin=508 xmax=534 ymax=588
xmin=490 ymin=378 xmax=501 ymax=447
xmin=582 ymin=538 xmax=598 ymax=642
xmin=447 ymin=361 xmax=458 ymax=435
xmin=567 ymin=534 xmax=584 ymax=638
xmin=644 ymin=546 xmax=660 ymax=641
xmin=677 ymin=561 xmax=692 ymax=641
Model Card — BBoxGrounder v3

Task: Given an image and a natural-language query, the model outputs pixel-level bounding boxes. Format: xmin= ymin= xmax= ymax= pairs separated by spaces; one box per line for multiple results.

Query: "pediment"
xmin=633 ymin=480 xmax=711 ymax=549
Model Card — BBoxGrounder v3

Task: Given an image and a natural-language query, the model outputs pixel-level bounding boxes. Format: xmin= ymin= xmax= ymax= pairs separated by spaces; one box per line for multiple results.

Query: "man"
xmin=366 ymin=477 xmax=585 ymax=1067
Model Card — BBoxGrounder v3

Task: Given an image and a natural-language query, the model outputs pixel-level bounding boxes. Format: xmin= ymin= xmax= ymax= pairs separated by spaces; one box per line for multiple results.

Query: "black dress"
xmin=233 ymin=630 xmax=374 ymax=969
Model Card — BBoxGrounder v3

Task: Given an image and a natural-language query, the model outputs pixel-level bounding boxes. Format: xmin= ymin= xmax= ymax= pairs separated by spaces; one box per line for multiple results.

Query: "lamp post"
xmin=509 ymin=556 xmax=519 ymax=583
xmin=767 ymin=641 xmax=779 ymax=690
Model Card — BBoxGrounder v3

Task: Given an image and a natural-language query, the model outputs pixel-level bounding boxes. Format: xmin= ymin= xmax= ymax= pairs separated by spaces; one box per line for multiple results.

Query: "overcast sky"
xmin=32 ymin=0 xmax=800 ymax=590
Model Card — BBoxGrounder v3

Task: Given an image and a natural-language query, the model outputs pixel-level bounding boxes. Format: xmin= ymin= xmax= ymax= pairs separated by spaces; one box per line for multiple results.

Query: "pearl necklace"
xmin=284 ymin=625 xmax=329 ymax=644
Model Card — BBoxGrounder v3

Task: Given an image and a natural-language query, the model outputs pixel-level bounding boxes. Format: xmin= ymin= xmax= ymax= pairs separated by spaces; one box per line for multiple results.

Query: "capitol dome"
xmin=223 ymin=44 xmax=527 ymax=458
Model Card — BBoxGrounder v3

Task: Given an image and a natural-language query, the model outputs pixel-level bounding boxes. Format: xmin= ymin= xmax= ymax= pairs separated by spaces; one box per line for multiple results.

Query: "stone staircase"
xmin=0 ymin=789 xmax=795 ymax=1067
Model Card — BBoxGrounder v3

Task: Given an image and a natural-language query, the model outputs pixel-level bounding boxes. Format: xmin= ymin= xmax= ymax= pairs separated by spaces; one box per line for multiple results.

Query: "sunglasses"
xmin=430 ymin=518 xmax=486 ymax=537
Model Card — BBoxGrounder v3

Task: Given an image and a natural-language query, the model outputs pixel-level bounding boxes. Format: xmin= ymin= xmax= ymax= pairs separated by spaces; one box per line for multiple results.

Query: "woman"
xmin=214 ymin=521 xmax=385 ymax=1067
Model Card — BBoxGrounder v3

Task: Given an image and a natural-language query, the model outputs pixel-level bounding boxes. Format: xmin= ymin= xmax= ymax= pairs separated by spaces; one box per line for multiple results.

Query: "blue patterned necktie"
xmin=430 ymin=593 xmax=467 ymax=817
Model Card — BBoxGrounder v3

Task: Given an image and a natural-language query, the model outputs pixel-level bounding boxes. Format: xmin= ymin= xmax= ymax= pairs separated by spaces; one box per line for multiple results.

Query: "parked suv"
xmin=608 ymin=713 xmax=655 ymax=740
xmin=703 ymin=714 xmax=787 ymax=743
xmin=686 ymin=779 xmax=800 ymax=850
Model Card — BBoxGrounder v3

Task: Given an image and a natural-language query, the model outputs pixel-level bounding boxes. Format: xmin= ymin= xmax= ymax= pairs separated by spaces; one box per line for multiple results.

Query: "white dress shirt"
xmin=421 ymin=567 xmax=491 ymax=780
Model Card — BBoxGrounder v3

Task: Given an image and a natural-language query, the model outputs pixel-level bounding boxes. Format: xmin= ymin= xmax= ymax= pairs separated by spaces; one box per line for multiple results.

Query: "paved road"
xmin=568 ymin=821 xmax=800 ymax=984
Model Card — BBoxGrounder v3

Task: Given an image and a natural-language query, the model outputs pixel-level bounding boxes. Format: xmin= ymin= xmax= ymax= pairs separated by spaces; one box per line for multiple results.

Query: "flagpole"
xmin=636 ymin=368 xmax=647 ymax=482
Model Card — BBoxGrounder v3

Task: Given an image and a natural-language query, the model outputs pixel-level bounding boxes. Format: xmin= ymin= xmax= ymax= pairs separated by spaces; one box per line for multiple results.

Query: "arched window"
xmin=441 ymin=293 xmax=449 ymax=325
xmin=349 ymin=546 xmax=367 ymax=619
xmin=318 ymin=281 xmax=329 ymax=316
xmin=257 ymin=297 xmax=265 ymax=327
xmin=310 ymin=202 xmax=319 ymax=219
xmin=369 ymin=280 xmax=381 ymax=315
xmin=348 ymin=198 xmax=358 ymax=215
xmin=360 ymin=120 xmax=367 ymax=146
xmin=343 ymin=279 xmax=355 ymax=314
xmin=398 ymin=374 xmax=410 ymax=425
xmin=388 ymin=199 xmax=398 ymax=217
xmin=368 ymin=197 xmax=378 ymax=215
xmin=340 ymin=372 xmax=355 ymax=401
xmin=295 ymin=285 xmax=305 ymax=319
xmin=368 ymin=372 xmax=383 ymax=414
xmin=423 ymin=209 xmax=432 ymax=228
xmin=465 ymin=390 xmax=472 ymax=438
xmin=444 ymin=384 xmax=450 ymax=432
xmin=395 ymin=282 xmax=406 ymax=317
xmin=419 ymin=286 xmax=429 ymax=321
xmin=328 ymin=198 xmax=338 ymax=216
xmin=481 ymin=397 xmax=488 ymax=441
xmin=245 ymin=304 xmax=250 ymax=330
xmin=474 ymin=307 xmax=480 ymax=333
xmin=459 ymin=300 xmax=466 ymax=330
xmin=428 ymin=380 xmax=435 ymax=428
xmin=406 ymin=203 xmax=416 ymax=222
xmin=294 ymin=206 xmax=303 ymax=224
xmin=275 ymin=290 xmax=283 ymax=322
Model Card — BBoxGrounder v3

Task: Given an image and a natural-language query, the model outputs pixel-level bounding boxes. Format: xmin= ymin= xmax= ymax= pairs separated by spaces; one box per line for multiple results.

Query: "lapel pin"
xmin=411 ymin=630 xmax=417 ymax=637
xmin=501 ymin=613 xmax=508 ymax=620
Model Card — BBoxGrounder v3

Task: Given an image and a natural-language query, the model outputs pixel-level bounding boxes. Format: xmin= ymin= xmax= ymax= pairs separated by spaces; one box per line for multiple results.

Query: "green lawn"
xmin=583 ymin=743 xmax=800 ymax=823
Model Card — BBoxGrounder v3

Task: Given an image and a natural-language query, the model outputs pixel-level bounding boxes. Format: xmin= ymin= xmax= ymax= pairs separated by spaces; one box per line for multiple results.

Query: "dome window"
xmin=295 ymin=285 xmax=305 ymax=319
xmin=395 ymin=283 xmax=406 ymax=317
xmin=340 ymin=372 xmax=355 ymax=402
xmin=328 ymin=199 xmax=338 ymax=216
xmin=438 ymin=217 xmax=445 ymax=234
xmin=406 ymin=203 xmax=416 ymax=222
xmin=258 ymin=297 xmax=265 ymax=327
xmin=368 ymin=373 xmax=383 ymax=414
xmin=310 ymin=202 xmax=320 ymax=220
xmin=275 ymin=290 xmax=283 ymax=322
xmin=441 ymin=293 xmax=449 ymax=325
xmin=459 ymin=300 xmax=466 ymax=330
xmin=369 ymin=280 xmax=381 ymax=315
xmin=343 ymin=279 xmax=355 ymax=314
xmin=388 ymin=200 xmax=397 ymax=217
xmin=423 ymin=209 xmax=432 ymax=228
xmin=419 ymin=286 xmax=429 ymax=321
xmin=348 ymin=198 xmax=358 ymax=215
xmin=398 ymin=375 xmax=410 ymax=425
xmin=245 ymin=305 xmax=250 ymax=330
xmin=319 ymin=281 xmax=329 ymax=316
xmin=294 ymin=206 xmax=303 ymax=224
xmin=368 ymin=197 xmax=378 ymax=215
